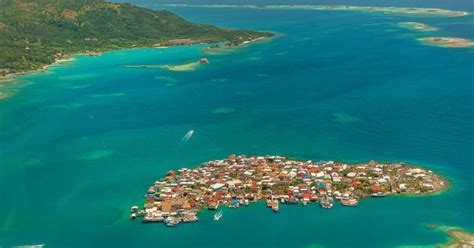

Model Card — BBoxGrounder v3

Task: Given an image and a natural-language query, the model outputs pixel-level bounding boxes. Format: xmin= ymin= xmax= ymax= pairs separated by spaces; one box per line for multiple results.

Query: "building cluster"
xmin=131 ymin=155 xmax=447 ymax=227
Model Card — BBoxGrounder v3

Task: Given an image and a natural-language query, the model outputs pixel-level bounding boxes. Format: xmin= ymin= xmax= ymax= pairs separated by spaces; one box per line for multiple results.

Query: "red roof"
xmin=303 ymin=193 xmax=312 ymax=198
xmin=372 ymin=185 xmax=381 ymax=192
xmin=352 ymin=181 xmax=362 ymax=187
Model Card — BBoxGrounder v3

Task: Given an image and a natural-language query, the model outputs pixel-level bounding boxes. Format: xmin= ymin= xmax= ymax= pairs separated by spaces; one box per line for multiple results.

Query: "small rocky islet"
xmin=424 ymin=224 xmax=474 ymax=247
xmin=125 ymin=57 xmax=210 ymax=72
xmin=130 ymin=155 xmax=449 ymax=227
xmin=397 ymin=22 xmax=438 ymax=32
xmin=418 ymin=37 xmax=474 ymax=48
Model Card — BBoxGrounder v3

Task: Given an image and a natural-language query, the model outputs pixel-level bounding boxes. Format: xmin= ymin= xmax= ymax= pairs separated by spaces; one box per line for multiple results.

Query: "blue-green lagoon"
xmin=0 ymin=1 xmax=473 ymax=247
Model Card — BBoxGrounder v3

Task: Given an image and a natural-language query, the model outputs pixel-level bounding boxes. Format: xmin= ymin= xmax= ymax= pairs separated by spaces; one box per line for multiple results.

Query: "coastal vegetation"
xmin=0 ymin=0 xmax=273 ymax=77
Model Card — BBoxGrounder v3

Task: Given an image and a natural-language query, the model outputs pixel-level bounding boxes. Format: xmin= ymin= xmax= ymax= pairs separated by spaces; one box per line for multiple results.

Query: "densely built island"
xmin=0 ymin=0 xmax=273 ymax=78
xmin=131 ymin=155 xmax=449 ymax=227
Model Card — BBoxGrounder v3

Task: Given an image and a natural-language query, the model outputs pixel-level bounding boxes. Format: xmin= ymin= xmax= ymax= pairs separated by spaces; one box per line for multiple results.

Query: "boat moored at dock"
xmin=340 ymin=198 xmax=359 ymax=207
xmin=164 ymin=216 xmax=181 ymax=227
xmin=371 ymin=192 xmax=386 ymax=197
xmin=272 ymin=200 xmax=279 ymax=212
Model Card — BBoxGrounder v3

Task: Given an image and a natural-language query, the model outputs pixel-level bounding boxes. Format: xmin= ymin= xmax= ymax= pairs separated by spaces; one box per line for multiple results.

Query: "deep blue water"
xmin=0 ymin=1 xmax=473 ymax=247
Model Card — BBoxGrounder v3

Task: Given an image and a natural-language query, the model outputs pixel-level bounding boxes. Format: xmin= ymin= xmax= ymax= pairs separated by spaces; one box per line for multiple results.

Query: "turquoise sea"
xmin=0 ymin=0 xmax=473 ymax=247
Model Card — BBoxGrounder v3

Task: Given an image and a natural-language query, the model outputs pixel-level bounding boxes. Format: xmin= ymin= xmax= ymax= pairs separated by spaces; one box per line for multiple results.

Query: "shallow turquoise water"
xmin=0 ymin=2 xmax=473 ymax=247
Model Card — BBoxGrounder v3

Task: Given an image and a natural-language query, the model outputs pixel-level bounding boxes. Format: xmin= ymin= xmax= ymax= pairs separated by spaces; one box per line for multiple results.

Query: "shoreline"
xmin=0 ymin=35 xmax=274 ymax=98
xmin=165 ymin=4 xmax=470 ymax=17
xmin=0 ymin=57 xmax=76 ymax=84
xmin=203 ymin=33 xmax=284 ymax=54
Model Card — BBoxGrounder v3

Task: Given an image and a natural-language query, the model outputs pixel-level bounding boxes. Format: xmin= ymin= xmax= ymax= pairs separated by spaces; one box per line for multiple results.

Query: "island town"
xmin=130 ymin=155 xmax=448 ymax=227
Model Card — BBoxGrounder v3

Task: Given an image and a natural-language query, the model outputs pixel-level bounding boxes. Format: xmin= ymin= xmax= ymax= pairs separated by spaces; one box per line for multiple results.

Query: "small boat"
xmin=164 ymin=216 xmax=180 ymax=227
xmin=142 ymin=216 xmax=164 ymax=223
xmin=320 ymin=197 xmax=334 ymax=209
xmin=266 ymin=199 xmax=272 ymax=208
xmin=199 ymin=58 xmax=209 ymax=64
xmin=166 ymin=222 xmax=178 ymax=227
xmin=130 ymin=213 xmax=136 ymax=221
xmin=181 ymin=130 xmax=194 ymax=143
xmin=272 ymin=200 xmax=279 ymax=212
xmin=214 ymin=210 xmax=223 ymax=221
xmin=340 ymin=198 xmax=359 ymax=207
xmin=371 ymin=192 xmax=386 ymax=197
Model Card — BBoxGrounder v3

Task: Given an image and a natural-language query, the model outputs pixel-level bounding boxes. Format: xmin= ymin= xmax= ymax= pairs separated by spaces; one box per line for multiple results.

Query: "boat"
xmin=130 ymin=213 xmax=136 ymax=221
xmin=214 ymin=210 xmax=223 ymax=221
xmin=230 ymin=199 xmax=239 ymax=208
xmin=371 ymin=192 xmax=386 ymax=197
xmin=340 ymin=198 xmax=359 ymax=207
xmin=320 ymin=201 xmax=334 ymax=209
xmin=320 ymin=197 xmax=334 ymax=209
xmin=164 ymin=216 xmax=181 ymax=227
xmin=142 ymin=216 xmax=164 ymax=223
xmin=181 ymin=130 xmax=194 ymax=143
xmin=199 ymin=58 xmax=209 ymax=64
xmin=272 ymin=200 xmax=279 ymax=212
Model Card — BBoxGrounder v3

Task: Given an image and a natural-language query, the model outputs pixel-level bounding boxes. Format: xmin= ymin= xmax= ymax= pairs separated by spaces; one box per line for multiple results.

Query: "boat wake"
xmin=12 ymin=244 xmax=46 ymax=248
xmin=214 ymin=210 xmax=223 ymax=221
xmin=181 ymin=130 xmax=194 ymax=143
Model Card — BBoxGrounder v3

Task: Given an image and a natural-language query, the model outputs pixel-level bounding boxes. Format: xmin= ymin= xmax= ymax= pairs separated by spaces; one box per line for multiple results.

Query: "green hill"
xmin=0 ymin=0 xmax=273 ymax=76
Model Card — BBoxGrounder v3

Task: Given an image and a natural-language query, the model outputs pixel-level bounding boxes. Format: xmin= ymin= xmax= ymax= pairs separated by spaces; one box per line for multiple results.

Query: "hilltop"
xmin=0 ymin=0 xmax=273 ymax=76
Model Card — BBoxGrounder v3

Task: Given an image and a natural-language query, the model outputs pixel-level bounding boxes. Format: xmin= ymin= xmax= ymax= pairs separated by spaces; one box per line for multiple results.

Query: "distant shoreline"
xmin=164 ymin=4 xmax=470 ymax=17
